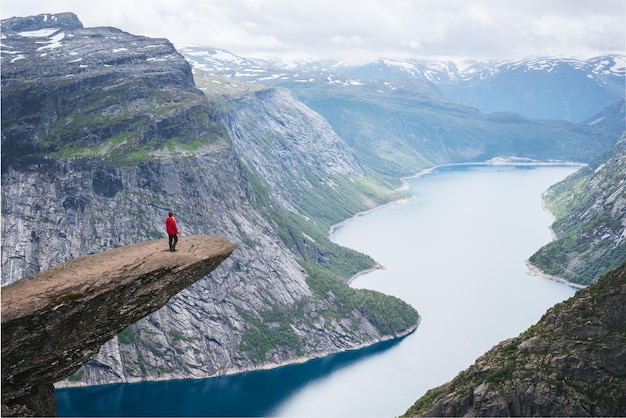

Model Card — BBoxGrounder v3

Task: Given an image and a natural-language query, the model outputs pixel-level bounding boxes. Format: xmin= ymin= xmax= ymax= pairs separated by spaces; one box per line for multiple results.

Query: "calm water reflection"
xmin=56 ymin=339 xmax=404 ymax=417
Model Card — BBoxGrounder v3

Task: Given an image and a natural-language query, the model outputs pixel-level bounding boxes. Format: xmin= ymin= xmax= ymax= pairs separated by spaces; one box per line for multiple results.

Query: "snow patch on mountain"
xmin=18 ymin=28 xmax=59 ymax=37
xmin=178 ymin=45 xmax=623 ymax=93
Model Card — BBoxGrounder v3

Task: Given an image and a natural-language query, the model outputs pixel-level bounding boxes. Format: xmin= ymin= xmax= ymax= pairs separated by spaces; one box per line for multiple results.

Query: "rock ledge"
xmin=1 ymin=235 xmax=236 ymax=416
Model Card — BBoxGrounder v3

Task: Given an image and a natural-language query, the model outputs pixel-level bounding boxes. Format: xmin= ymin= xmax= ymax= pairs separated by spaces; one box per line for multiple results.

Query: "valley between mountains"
xmin=1 ymin=11 xmax=625 ymax=417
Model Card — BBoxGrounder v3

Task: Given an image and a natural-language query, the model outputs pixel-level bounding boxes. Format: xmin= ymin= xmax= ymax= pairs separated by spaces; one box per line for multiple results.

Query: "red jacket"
xmin=166 ymin=216 xmax=178 ymax=235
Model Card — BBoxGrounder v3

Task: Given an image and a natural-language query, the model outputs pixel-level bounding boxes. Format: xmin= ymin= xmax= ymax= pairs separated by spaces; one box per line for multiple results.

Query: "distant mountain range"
xmin=180 ymin=46 xmax=621 ymax=181
xmin=178 ymin=47 xmax=625 ymax=124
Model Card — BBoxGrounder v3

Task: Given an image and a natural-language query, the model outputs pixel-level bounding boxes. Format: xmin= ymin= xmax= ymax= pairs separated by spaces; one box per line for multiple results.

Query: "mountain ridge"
xmin=180 ymin=46 xmax=621 ymax=181
xmin=178 ymin=45 xmax=624 ymax=123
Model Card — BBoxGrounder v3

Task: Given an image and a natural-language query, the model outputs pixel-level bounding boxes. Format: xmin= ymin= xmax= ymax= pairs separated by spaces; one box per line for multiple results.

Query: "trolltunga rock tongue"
xmin=1 ymin=235 xmax=236 ymax=417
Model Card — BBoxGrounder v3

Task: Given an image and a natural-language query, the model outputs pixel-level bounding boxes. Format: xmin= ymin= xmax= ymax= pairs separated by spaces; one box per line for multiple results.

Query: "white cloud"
xmin=2 ymin=0 xmax=624 ymax=62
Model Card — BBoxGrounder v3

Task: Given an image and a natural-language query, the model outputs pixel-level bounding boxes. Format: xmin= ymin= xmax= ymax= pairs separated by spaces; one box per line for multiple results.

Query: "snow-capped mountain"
xmin=178 ymin=46 xmax=625 ymax=123
xmin=177 ymin=45 xmax=376 ymax=89
xmin=339 ymin=55 xmax=625 ymax=85
xmin=417 ymin=55 xmax=625 ymax=122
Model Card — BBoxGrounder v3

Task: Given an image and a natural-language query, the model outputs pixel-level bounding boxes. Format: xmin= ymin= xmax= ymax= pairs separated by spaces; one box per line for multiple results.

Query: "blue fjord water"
xmin=56 ymin=164 xmax=579 ymax=417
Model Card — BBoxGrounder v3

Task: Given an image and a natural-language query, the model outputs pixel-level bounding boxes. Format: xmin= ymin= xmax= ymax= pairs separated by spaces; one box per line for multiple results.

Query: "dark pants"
xmin=168 ymin=234 xmax=178 ymax=251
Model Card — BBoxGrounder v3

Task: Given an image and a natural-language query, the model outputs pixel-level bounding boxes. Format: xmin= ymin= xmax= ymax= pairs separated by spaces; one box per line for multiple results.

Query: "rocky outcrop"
xmin=403 ymin=262 xmax=626 ymax=417
xmin=1 ymin=235 xmax=236 ymax=417
xmin=1 ymin=12 xmax=83 ymax=32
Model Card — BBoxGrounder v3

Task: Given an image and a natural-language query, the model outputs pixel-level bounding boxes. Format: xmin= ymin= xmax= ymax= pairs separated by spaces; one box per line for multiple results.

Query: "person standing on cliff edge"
xmin=166 ymin=211 xmax=179 ymax=252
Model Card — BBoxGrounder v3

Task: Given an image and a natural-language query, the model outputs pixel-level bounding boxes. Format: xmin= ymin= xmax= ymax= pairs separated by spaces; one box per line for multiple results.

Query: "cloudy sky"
xmin=2 ymin=0 xmax=624 ymax=62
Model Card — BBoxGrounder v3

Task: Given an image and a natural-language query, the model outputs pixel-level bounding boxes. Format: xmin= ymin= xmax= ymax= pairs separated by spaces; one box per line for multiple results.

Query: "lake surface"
xmin=56 ymin=164 xmax=579 ymax=417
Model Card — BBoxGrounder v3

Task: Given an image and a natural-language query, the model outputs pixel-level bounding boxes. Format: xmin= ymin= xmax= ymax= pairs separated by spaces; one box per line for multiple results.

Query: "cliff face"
xmin=403 ymin=262 xmax=626 ymax=417
xmin=212 ymin=81 xmax=364 ymax=212
xmin=1 ymin=13 xmax=417 ymax=388
xmin=1 ymin=235 xmax=236 ymax=416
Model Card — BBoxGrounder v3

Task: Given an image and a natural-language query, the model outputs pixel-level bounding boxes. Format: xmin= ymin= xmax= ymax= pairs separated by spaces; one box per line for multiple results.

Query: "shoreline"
xmin=55 ymin=321 xmax=420 ymax=390
xmin=345 ymin=262 xmax=386 ymax=285
xmin=328 ymin=196 xmax=415 ymax=241
xmin=527 ymin=182 xmax=586 ymax=290
xmin=330 ymin=159 xmax=585 ymax=285
xmin=524 ymin=259 xmax=586 ymax=289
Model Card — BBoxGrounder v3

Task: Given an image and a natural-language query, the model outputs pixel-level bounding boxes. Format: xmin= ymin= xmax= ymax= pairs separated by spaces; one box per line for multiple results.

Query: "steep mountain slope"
xmin=403 ymin=261 xmax=626 ymax=417
xmin=1 ymin=13 xmax=418 ymax=387
xmin=2 ymin=13 xmax=226 ymax=281
xmin=180 ymin=47 xmax=619 ymax=179
xmin=584 ymin=98 xmax=626 ymax=137
xmin=529 ymin=135 xmax=626 ymax=285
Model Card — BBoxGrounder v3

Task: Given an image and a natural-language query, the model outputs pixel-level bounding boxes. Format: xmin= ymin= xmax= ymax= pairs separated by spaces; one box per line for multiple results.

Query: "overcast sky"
xmin=2 ymin=0 xmax=624 ymax=63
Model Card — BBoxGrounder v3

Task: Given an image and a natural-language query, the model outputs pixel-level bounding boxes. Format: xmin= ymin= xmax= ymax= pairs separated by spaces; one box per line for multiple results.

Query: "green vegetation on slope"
xmin=238 ymin=305 xmax=305 ymax=362
xmin=236 ymin=160 xmax=418 ymax=361
xmin=304 ymin=261 xmax=419 ymax=335
xmin=286 ymin=81 xmax=617 ymax=178
xmin=529 ymin=137 xmax=626 ymax=285
xmin=242 ymin=157 xmax=405 ymax=280
xmin=3 ymin=74 xmax=228 ymax=165
xmin=236 ymin=260 xmax=419 ymax=362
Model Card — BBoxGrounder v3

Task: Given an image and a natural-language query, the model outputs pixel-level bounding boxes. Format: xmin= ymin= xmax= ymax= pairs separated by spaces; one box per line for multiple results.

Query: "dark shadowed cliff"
xmin=403 ymin=262 xmax=626 ymax=417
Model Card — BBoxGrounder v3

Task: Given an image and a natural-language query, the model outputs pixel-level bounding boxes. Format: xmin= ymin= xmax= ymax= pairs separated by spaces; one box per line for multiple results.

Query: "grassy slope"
xmin=194 ymin=71 xmax=419 ymax=355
